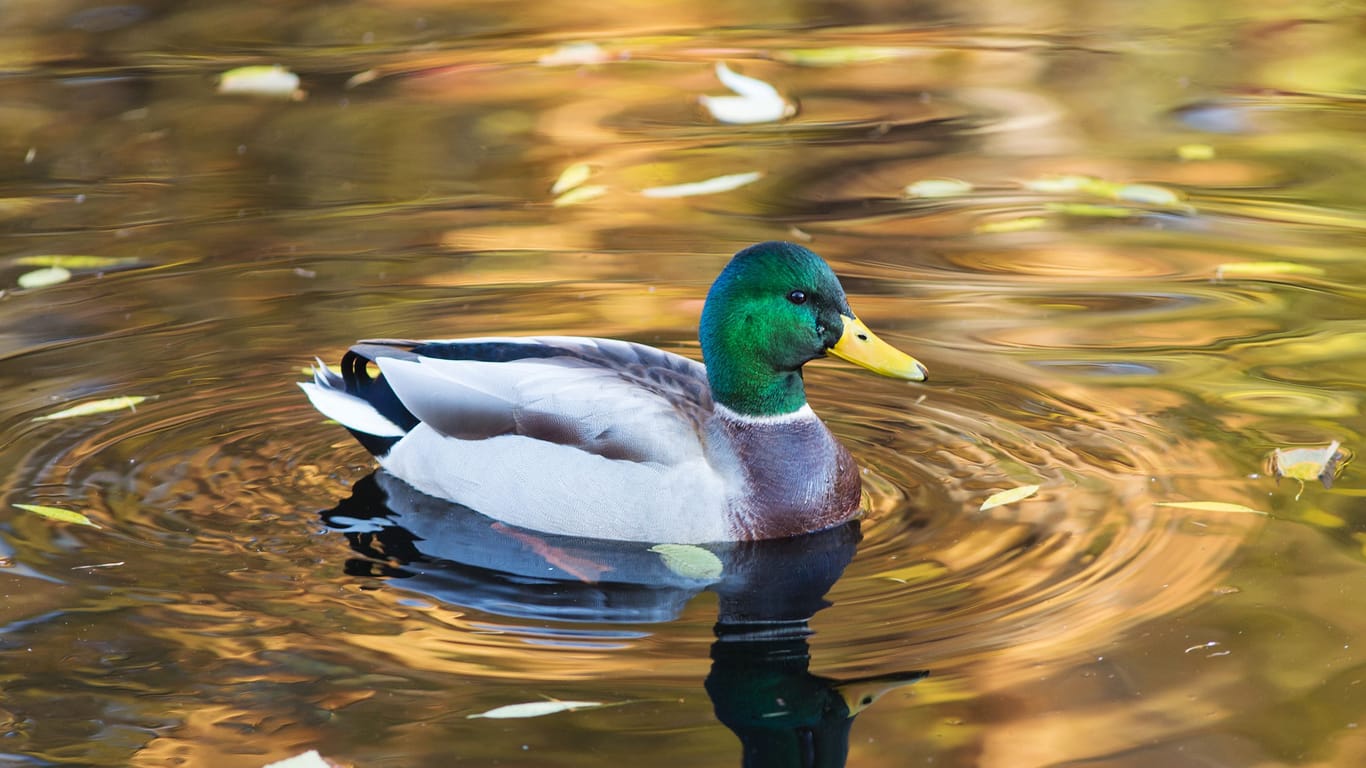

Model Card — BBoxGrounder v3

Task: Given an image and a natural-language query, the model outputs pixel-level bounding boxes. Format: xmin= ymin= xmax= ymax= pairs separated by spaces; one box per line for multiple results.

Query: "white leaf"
xmin=468 ymin=700 xmax=605 ymax=719
xmin=17 ymin=266 xmax=71 ymax=289
xmin=700 ymin=63 xmax=793 ymax=124
xmin=218 ymin=65 xmax=304 ymax=100
xmin=641 ymin=171 xmax=762 ymax=199
xmin=263 ymin=750 xmax=334 ymax=768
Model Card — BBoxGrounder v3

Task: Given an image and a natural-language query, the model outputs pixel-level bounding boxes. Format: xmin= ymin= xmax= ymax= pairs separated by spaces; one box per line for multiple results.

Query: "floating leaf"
xmin=33 ymin=395 xmax=148 ymax=421
xmin=17 ymin=266 xmax=71 ymax=289
xmin=904 ymin=178 xmax=974 ymax=198
xmin=468 ymin=700 xmax=605 ymax=719
xmin=975 ymin=216 xmax=1047 ymax=234
xmin=263 ymin=750 xmax=336 ymax=768
xmin=1215 ymin=261 xmax=1326 ymax=279
xmin=1022 ymin=175 xmax=1098 ymax=194
xmin=774 ymin=46 xmax=908 ymax=67
xmin=15 ymin=255 xmax=139 ymax=269
xmin=551 ymin=162 xmax=595 ymax=195
xmin=539 ymin=42 xmax=612 ymax=67
xmin=13 ymin=504 xmax=101 ymax=528
xmin=1113 ymin=183 xmax=1183 ymax=207
xmin=1177 ymin=144 xmax=1216 ymax=160
xmin=873 ymin=561 xmax=948 ymax=584
xmin=1154 ymin=501 xmax=1267 ymax=515
xmin=552 ymin=184 xmax=608 ymax=207
xmin=217 ymin=65 xmax=304 ymax=100
xmin=979 ymin=484 xmax=1040 ymax=511
xmin=345 ymin=69 xmax=380 ymax=89
xmin=649 ymin=543 xmax=723 ymax=580
xmin=700 ymin=63 xmax=793 ymax=124
xmin=642 ymin=171 xmax=762 ymax=199
xmin=1045 ymin=202 xmax=1135 ymax=218
xmin=1266 ymin=441 xmax=1348 ymax=499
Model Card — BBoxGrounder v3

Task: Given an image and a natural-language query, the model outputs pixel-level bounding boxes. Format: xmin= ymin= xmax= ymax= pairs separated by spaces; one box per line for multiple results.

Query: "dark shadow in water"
xmin=321 ymin=472 xmax=928 ymax=767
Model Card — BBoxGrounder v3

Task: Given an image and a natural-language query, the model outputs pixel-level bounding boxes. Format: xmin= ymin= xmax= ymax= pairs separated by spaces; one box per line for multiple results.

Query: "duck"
xmin=300 ymin=241 xmax=928 ymax=544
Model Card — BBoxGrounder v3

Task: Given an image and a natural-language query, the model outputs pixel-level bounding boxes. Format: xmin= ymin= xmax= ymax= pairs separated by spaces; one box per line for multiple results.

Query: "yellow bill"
xmin=828 ymin=314 xmax=928 ymax=381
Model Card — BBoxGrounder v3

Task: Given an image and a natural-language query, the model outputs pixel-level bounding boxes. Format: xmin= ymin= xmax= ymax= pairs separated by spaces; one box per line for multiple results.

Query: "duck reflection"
xmin=322 ymin=472 xmax=928 ymax=767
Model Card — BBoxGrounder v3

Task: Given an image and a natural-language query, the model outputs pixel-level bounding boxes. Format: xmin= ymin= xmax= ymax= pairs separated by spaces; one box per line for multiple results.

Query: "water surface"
xmin=2 ymin=1 xmax=1365 ymax=766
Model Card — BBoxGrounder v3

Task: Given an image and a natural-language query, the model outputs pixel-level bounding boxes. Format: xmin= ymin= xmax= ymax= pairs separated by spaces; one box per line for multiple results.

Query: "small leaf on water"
xmin=774 ymin=46 xmax=908 ymax=66
xmin=649 ymin=543 xmax=724 ymax=580
xmin=468 ymin=700 xmax=605 ymax=719
xmin=700 ymin=63 xmax=793 ymax=124
xmin=33 ymin=395 xmax=148 ymax=421
xmin=1215 ymin=261 xmax=1326 ymax=279
xmin=1154 ymin=501 xmax=1268 ymax=515
xmin=1177 ymin=144 xmax=1216 ymax=160
xmin=552 ymin=184 xmax=608 ymax=207
xmin=1045 ymin=202 xmax=1136 ymax=218
xmin=1266 ymin=441 xmax=1348 ymax=499
xmin=538 ymin=42 xmax=612 ymax=67
xmin=1022 ymin=175 xmax=1100 ymax=194
xmin=551 ymin=162 xmax=595 ymax=195
xmin=217 ymin=65 xmax=305 ymax=100
xmin=979 ymin=484 xmax=1041 ymax=512
xmin=15 ymin=255 xmax=139 ymax=269
xmin=873 ymin=561 xmax=948 ymax=584
xmin=263 ymin=750 xmax=337 ymax=768
xmin=975 ymin=216 xmax=1047 ymax=234
xmin=17 ymin=266 xmax=71 ymax=289
xmin=13 ymin=504 xmax=101 ymax=528
xmin=904 ymin=178 xmax=974 ymax=198
xmin=641 ymin=171 xmax=762 ymax=199
xmin=1113 ymin=183 xmax=1183 ymax=207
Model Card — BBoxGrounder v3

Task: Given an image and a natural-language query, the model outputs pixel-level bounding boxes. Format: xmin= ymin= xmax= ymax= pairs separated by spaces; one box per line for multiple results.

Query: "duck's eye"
xmin=787 ymin=290 xmax=808 ymax=305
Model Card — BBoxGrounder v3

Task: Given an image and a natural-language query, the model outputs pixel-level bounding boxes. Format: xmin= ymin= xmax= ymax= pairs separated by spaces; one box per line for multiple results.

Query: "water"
xmin=2 ymin=1 xmax=1365 ymax=766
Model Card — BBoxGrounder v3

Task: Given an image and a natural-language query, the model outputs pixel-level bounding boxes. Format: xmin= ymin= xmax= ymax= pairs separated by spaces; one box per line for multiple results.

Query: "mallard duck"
xmin=301 ymin=241 xmax=927 ymax=543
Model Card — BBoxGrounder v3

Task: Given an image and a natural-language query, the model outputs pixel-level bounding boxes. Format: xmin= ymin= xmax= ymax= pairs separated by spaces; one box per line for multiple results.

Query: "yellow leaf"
xmin=649 ymin=543 xmax=723 ymax=580
xmin=13 ymin=504 xmax=101 ymax=528
xmin=1045 ymin=202 xmax=1135 ymax=218
xmin=1022 ymin=175 xmax=1102 ymax=194
xmin=1154 ymin=501 xmax=1267 ymax=515
xmin=904 ymin=178 xmax=974 ymax=198
xmin=1177 ymin=144 xmax=1216 ymax=160
xmin=14 ymin=255 xmax=139 ymax=269
xmin=974 ymin=216 xmax=1047 ymax=234
xmin=1215 ymin=261 xmax=1326 ymax=279
xmin=1266 ymin=441 xmax=1348 ymax=499
xmin=1112 ymin=183 xmax=1183 ymax=207
xmin=552 ymin=185 xmax=608 ymax=207
xmin=468 ymin=700 xmax=605 ymax=719
xmin=17 ymin=266 xmax=71 ymax=289
xmin=33 ymin=395 xmax=148 ymax=421
xmin=979 ymin=484 xmax=1041 ymax=511
xmin=774 ymin=46 xmax=908 ymax=66
xmin=551 ymin=162 xmax=595 ymax=195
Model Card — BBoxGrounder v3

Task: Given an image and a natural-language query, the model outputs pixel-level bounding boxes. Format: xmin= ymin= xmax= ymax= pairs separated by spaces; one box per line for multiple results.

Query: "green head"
xmin=699 ymin=242 xmax=927 ymax=417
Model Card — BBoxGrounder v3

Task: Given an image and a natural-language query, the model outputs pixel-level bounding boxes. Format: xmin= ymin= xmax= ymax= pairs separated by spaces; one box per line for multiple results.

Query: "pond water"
xmin=2 ymin=1 xmax=1365 ymax=766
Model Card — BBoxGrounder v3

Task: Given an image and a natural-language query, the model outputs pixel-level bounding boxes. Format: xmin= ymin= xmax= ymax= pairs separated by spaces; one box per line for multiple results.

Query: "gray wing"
xmin=366 ymin=337 xmax=715 ymax=465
